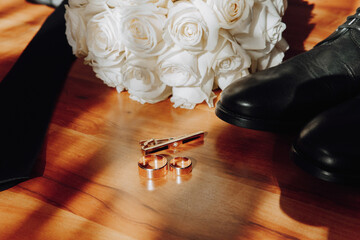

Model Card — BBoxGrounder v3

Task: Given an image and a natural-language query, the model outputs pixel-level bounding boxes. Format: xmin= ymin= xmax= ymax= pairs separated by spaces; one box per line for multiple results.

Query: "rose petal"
xmin=171 ymin=71 xmax=215 ymax=109
xmin=192 ymin=0 xmax=219 ymax=51
xmin=159 ymin=47 xmax=201 ymax=87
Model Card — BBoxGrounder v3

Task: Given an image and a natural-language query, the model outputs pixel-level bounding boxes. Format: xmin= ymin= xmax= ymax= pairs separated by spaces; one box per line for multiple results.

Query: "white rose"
xmin=171 ymin=71 xmax=216 ymax=109
xmin=210 ymin=35 xmax=251 ymax=89
xmin=234 ymin=1 xmax=286 ymax=62
xmin=256 ymin=37 xmax=288 ymax=70
xmin=114 ymin=0 xmax=173 ymax=8
xmin=265 ymin=12 xmax=286 ymax=46
xmin=68 ymin=0 xmax=88 ymax=8
xmin=216 ymin=69 xmax=249 ymax=90
xmin=87 ymin=0 xmax=108 ymax=5
xmin=65 ymin=0 xmax=118 ymax=57
xmin=271 ymin=0 xmax=287 ymax=16
xmin=122 ymin=55 xmax=171 ymax=104
xmin=158 ymin=46 xmax=201 ymax=87
xmin=107 ymin=0 xmax=172 ymax=8
xmin=233 ymin=2 xmax=266 ymax=51
xmin=83 ymin=1 xmax=113 ymax=21
xmin=120 ymin=4 xmax=167 ymax=57
xmin=65 ymin=6 xmax=88 ymax=57
xmin=148 ymin=0 xmax=173 ymax=9
xmin=84 ymin=9 xmax=125 ymax=68
xmin=163 ymin=0 xmax=219 ymax=53
xmin=93 ymin=66 xmax=125 ymax=90
xmin=208 ymin=0 xmax=254 ymax=31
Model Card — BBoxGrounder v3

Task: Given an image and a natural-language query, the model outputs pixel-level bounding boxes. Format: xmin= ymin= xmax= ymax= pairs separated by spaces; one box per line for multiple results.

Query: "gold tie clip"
xmin=139 ymin=131 xmax=205 ymax=155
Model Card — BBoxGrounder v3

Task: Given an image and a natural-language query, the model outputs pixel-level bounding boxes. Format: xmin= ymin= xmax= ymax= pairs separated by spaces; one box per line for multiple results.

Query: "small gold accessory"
xmin=139 ymin=131 xmax=205 ymax=155
xmin=169 ymin=157 xmax=192 ymax=176
xmin=138 ymin=154 xmax=168 ymax=179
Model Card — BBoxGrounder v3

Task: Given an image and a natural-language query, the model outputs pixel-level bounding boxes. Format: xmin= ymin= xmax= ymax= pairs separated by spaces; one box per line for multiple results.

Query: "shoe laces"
xmin=338 ymin=8 xmax=360 ymax=30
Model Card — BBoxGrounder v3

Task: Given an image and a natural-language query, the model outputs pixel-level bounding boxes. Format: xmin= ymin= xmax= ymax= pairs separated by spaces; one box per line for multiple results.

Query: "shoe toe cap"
xmin=293 ymin=114 xmax=360 ymax=178
xmin=219 ymin=73 xmax=289 ymax=119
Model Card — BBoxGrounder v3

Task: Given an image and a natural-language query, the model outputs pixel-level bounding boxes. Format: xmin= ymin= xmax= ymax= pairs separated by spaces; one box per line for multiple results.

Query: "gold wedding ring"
xmin=138 ymin=155 xmax=168 ymax=179
xmin=169 ymin=157 xmax=192 ymax=176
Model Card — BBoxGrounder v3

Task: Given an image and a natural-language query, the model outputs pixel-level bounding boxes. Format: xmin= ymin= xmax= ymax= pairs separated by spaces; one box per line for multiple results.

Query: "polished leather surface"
xmin=216 ymin=10 xmax=360 ymax=131
xmin=0 ymin=1 xmax=75 ymax=191
xmin=292 ymin=94 xmax=360 ymax=183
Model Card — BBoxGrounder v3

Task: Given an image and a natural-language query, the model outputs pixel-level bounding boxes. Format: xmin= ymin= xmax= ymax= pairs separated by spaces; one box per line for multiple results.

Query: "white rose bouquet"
xmin=65 ymin=0 xmax=288 ymax=109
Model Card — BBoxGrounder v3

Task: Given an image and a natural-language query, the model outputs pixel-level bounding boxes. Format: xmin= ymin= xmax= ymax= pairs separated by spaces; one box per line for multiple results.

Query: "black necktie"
xmin=0 ymin=0 xmax=76 ymax=191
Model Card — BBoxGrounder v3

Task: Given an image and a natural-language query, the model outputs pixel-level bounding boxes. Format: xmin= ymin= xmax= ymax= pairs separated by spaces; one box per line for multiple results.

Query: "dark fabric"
xmin=0 ymin=0 xmax=75 ymax=191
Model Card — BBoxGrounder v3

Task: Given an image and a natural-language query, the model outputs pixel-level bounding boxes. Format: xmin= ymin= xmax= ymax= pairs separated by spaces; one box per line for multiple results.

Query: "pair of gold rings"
xmin=138 ymin=154 xmax=192 ymax=179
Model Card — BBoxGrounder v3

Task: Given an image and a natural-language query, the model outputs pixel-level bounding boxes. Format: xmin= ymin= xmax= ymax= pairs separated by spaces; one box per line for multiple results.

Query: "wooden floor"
xmin=1 ymin=0 xmax=360 ymax=239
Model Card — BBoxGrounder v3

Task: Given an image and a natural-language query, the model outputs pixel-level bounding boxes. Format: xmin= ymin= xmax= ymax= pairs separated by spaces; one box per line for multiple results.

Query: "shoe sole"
xmin=291 ymin=145 xmax=360 ymax=184
xmin=215 ymin=101 xmax=304 ymax=132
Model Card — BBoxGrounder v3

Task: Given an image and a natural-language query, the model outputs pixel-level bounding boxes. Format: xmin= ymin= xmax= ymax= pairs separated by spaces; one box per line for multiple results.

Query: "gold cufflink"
xmin=138 ymin=154 xmax=168 ymax=179
xmin=169 ymin=157 xmax=192 ymax=176
xmin=138 ymin=155 xmax=193 ymax=179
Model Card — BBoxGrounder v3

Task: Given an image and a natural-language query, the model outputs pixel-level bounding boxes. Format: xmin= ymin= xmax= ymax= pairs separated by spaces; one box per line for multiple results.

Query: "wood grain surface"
xmin=1 ymin=0 xmax=360 ymax=239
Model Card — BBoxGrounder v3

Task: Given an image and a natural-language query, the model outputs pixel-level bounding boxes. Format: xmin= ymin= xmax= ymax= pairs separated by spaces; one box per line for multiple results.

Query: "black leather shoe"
xmin=291 ymin=94 xmax=360 ymax=184
xmin=216 ymin=8 xmax=360 ymax=132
